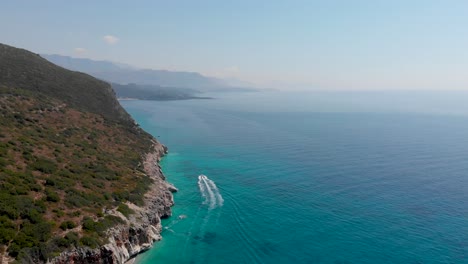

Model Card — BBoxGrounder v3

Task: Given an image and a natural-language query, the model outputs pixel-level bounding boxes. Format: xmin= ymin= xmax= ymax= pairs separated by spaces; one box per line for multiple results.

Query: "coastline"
xmin=50 ymin=141 xmax=177 ymax=264
xmin=118 ymin=96 xmax=214 ymax=101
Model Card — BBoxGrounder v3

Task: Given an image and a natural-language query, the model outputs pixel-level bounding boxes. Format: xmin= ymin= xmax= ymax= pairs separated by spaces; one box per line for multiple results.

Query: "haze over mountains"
xmin=42 ymin=54 xmax=256 ymax=100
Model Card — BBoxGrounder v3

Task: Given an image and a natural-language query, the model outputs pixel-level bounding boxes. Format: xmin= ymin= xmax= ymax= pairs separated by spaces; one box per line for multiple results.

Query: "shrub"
xmin=80 ymin=236 xmax=99 ymax=248
xmin=81 ymin=217 xmax=96 ymax=232
xmin=45 ymin=189 xmax=60 ymax=202
xmin=82 ymin=215 xmax=123 ymax=234
xmin=117 ymin=203 xmax=134 ymax=218
xmin=64 ymin=189 xmax=91 ymax=208
xmin=31 ymin=158 xmax=57 ymax=174
xmin=0 ymin=216 xmax=16 ymax=244
xmin=56 ymin=232 xmax=79 ymax=248
xmin=70 ymin=211 xmax=81 ymax=217
xmin=23 ymin=209 xmax=42 ymax=224
xmin=53 ymin=209 xmax=65 ymax=217
xmin=59 ymin=220 xmax=77 ymax=230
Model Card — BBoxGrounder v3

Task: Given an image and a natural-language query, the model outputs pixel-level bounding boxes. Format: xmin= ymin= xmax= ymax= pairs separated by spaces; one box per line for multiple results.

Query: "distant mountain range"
xmin=41 ymin=55 xmax=256 ymax=100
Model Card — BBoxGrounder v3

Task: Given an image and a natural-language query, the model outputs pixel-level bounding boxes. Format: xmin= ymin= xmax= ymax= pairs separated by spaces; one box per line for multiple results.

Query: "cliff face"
xmin=49 ymin=143 xmax=177 ymax=264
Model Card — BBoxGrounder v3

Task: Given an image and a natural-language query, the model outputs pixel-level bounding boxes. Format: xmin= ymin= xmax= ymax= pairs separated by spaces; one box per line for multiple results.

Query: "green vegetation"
xmin=117 ymin=203 xmax=135 ymax=217
xmin=0 ymin=43 xmax=161 ymax=262
xmin=0 ymin=92 xmax=155 ymax=261
xmin=0 ymin=43 xmax=132 ymax=124
xmin=59 ymin=221 xmax=77 ymax=230
xmin=82 ymin=215 xmax=124 ymax=234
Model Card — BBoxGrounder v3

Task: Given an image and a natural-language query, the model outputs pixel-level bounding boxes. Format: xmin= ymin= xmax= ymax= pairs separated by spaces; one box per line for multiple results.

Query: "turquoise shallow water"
xmin=121 ymin=92 xmax=468 ymax=264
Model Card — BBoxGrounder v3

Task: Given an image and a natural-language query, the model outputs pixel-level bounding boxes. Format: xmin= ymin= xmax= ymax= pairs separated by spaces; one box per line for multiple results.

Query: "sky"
xmin=1 ymin=0 xmax=468 ymax=90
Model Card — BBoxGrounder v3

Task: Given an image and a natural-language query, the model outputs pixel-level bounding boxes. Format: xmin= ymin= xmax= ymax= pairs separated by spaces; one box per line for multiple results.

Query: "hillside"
xmin=0 ymin=46 xmax=131 ymax=124
xmin=0 ymin=44 xmax=175 ymax=263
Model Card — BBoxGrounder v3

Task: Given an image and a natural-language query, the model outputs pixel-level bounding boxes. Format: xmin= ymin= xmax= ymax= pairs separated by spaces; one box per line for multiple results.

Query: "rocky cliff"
xmin=49 ymin=142 xmax=177 ymax=264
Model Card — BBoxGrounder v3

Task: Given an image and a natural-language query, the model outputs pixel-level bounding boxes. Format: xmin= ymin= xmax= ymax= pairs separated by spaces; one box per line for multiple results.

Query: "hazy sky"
xmin=2 ymin=0 xmax=468 ymax=90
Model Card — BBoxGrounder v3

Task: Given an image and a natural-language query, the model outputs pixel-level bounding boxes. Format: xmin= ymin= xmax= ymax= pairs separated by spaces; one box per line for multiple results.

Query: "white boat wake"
xmin=180 ymin=175 xmax=223 ymax=258
xmin=198 ymin=174 xmax=224 ymax=209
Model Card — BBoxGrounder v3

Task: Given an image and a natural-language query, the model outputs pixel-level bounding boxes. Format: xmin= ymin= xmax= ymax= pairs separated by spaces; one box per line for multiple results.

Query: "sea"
xmin=121 ymin=91 xmax=468 ymax=264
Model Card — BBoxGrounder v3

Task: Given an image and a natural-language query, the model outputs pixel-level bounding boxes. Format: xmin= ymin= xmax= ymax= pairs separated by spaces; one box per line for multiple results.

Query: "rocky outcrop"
xmin=49 ymin=142 xmax=176 ymax=264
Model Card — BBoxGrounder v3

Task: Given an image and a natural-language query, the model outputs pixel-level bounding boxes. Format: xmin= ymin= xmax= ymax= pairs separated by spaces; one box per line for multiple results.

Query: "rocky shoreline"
xmin=48 ymin=141 xmax=177 ymax=264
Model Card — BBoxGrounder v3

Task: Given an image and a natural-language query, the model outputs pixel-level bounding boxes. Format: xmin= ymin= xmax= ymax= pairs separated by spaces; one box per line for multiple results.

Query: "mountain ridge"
xmin=41 ymin=54 xmax=257 ymax=92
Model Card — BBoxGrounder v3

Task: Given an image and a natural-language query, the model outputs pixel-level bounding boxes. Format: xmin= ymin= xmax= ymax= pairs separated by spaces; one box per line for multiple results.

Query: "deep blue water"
xmin=121 ymin=92 xmax=468 ymax=264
